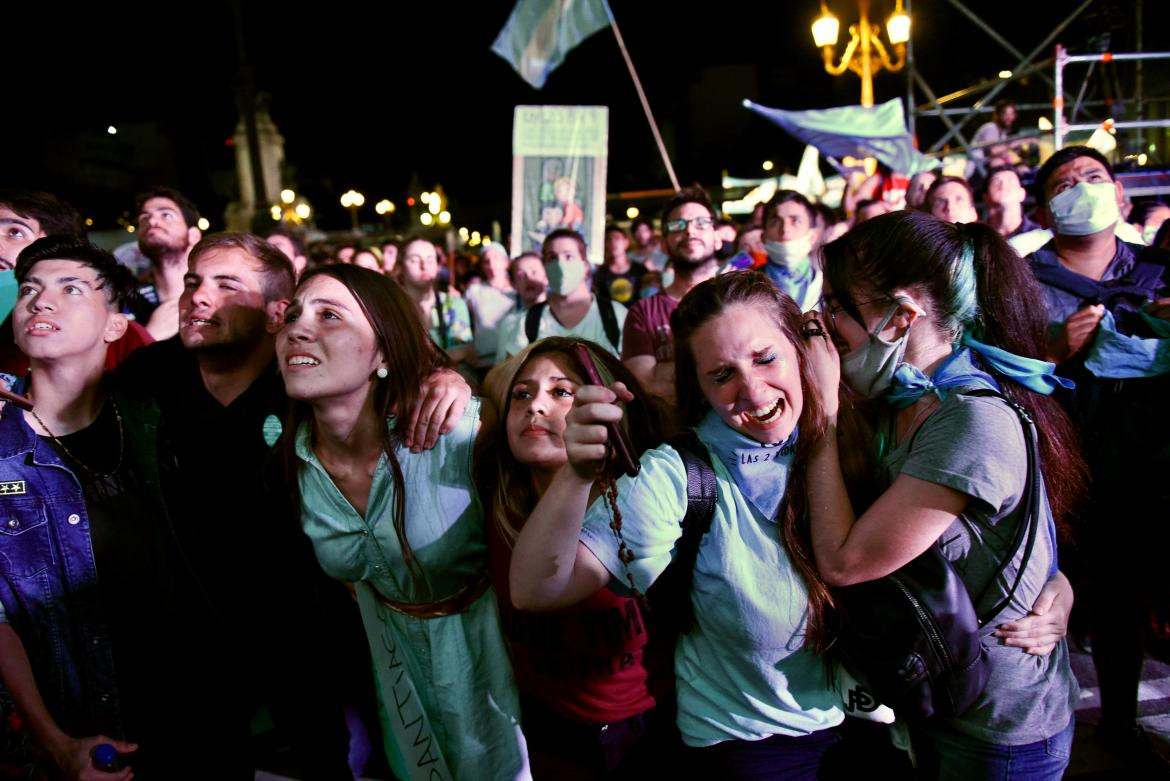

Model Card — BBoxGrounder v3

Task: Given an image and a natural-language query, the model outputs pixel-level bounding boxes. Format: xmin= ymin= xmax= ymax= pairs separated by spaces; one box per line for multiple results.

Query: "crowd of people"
xmin=0 ymin=137 xmax=1168 ymax=781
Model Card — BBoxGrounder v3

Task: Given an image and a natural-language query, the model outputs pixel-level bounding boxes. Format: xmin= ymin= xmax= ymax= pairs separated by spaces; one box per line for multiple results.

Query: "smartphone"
xmin=573 ymin=343 xmax=640 ymax=478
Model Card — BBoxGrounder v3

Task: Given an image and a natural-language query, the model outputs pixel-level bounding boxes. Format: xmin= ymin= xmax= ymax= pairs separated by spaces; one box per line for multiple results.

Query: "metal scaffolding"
xmin=907 ymin=0 xmax=1167 ymax=175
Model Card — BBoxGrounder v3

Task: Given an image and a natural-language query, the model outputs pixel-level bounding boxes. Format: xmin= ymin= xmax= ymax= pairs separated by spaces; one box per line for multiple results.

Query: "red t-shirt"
xmin=620 ymin=293 xmax=679 ymax=362
xmin=488 ymin=513 xmax=669 ymax=724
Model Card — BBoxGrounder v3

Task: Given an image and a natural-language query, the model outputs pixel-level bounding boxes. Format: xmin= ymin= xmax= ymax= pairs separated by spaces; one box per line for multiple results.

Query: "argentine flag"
xmin=492 ymin=0 xmax=612 ymax=89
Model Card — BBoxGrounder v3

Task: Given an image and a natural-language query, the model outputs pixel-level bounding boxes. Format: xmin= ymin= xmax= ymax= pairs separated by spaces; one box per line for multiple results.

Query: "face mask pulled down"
xmin=764 ymin=232 xmax=814 ymax=269
xmin=839 ymin=300 xmax=919 ymax=398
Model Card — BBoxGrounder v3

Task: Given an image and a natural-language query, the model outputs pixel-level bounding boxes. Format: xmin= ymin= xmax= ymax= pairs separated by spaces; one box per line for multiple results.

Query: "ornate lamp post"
xmin=812 ymin=0 xmax=910 ymax=107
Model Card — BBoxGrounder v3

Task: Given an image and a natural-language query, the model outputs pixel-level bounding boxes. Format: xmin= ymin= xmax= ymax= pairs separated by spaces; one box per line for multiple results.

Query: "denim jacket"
xmin=0 ymin=386 xmax=179 ymax=740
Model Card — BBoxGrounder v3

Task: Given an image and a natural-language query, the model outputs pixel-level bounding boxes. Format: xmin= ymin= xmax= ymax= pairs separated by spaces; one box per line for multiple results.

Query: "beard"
xmin=139 ymin=230 xmax=188 ymax=261
xmin=668 ymin=246 xmax=716 ymax=272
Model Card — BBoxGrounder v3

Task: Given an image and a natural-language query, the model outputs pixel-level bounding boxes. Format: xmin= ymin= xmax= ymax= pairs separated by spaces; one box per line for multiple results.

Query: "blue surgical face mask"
xmin=1047 ymin=181 xmax=1121 ymax=236
xmin=839 ymin=300 xmax=918 ymax=398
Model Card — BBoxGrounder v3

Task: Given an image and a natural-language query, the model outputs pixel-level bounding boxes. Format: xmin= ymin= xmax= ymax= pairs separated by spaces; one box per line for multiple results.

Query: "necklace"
xmin=30 ymin=398 xmax=125 ymax=479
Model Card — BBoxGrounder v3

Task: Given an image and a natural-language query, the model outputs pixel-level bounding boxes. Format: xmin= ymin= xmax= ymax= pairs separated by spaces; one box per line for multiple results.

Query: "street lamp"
xmin=340 ymin=189 xmax=365 ymax=232
xmin=375 ymin=199 xmax=396 ymax=215
xmin=812 ymin=0 xmax=908 ymax=107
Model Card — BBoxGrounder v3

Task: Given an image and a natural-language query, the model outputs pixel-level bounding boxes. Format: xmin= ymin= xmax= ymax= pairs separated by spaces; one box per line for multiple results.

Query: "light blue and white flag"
xmin=745 ymin=98 xmax=936 ymax=176
xmin=492 ymin=0 xmax=612 ymax=89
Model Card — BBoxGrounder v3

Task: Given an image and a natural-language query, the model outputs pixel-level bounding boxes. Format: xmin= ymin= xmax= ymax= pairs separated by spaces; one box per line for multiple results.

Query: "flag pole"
xmin=605 ymin=8 xmax=681 ymax=191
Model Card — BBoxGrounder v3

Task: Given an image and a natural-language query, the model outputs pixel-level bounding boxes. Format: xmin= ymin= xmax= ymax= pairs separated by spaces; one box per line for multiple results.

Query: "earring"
xmin=376 ymin=367 xmax=389 ymax=379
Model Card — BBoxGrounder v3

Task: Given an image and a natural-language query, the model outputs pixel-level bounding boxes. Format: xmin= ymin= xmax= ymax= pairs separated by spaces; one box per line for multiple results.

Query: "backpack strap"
xmin=524 ymin=302 xmax=547 ymax=344
xmin=597 ymin=296 xmax=621 ymax=354
xmin=644 ymin=430 xmax=718 ymax=634
xmin=958 ymin=389 xmax=1044 ymax=625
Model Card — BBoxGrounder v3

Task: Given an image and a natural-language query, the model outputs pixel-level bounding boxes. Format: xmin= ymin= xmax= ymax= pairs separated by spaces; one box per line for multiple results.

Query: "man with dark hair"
xmin=133 ymin=186 xmax=203 ymax=340
xmin=0 ymin=190 xmax=87 ymax=270
xmin=115 ymin=232 xmax=471 ymax=777
xmin=116 ymin=233 xmax=354 ymax=776
xmin=760 ymin=190 xmax=823 ymax=311
xmin=0 ymin=190 xmax=153 ymax=385
xmin=714 ymin=217 xmax=738 ymax=261
xmin=627 ymin=217 xmax=667 ymax=270
xmin=264 ymin=227 xmax=309 ymax=277
xmin=1026 ymin=145 xmax=1170 ymax=768
xmin=0 ymin=236 xmax=236 ymax=778
xmin=594 ymin=225 xmax=646 ymax=303
xmin=982 ymin=165 xmax=1039 ymax=238
xmin=926 ymin=175 xmax=978 ymax=224
xmin=622 ymin=186 xmax=720 ymax=403
xmin=501 ymin=228 xmax=626 ymax=357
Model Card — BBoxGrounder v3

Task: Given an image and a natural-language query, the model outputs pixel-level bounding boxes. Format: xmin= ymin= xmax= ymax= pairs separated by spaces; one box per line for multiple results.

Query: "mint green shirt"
xmin=295 ymin=398 xmax=528 ymax=779
xmin=578 ymin=415 xmax=843 ymax=747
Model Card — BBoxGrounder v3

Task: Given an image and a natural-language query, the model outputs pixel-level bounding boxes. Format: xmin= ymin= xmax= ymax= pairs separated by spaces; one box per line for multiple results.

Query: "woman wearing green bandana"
xmin=511 ymin=272 xmax=845 ymax=779
xmin=805 ymin=210 xmax=1085 ymax=780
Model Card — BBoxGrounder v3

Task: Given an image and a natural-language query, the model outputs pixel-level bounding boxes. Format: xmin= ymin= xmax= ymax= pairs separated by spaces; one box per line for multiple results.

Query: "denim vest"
xmin=0 ymin=387 xmax=175 ymax=740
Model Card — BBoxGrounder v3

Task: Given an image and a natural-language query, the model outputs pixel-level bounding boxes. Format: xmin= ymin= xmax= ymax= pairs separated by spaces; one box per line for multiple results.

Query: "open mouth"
xmin=186 ymin=318 xmax=216 ymax=327
xmin=286 ymin=355 xmax=320 ymax=367
xmin=743 ymin=397 xmax=785 ymax=426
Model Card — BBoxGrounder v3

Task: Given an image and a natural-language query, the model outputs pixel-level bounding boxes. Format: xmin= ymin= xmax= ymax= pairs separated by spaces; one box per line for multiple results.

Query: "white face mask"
xmin=545 ymin=258 xmax=587 ymax=296
xmin=764 ymin=232 xmax=813 ymax=268
xmin=1047 ymin=181 xmax=1121 ymax=236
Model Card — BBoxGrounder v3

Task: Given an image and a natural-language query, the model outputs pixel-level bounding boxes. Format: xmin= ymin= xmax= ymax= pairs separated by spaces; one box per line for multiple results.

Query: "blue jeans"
xmin=911 ymin=717 xmax=1075 ymax=781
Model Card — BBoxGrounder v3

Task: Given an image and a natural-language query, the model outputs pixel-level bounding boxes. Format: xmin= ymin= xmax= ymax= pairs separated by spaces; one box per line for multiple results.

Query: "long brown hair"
xmin=822 ymin=210 xmax=1088 ymax=533
xmin=282 ymin=264 xmax=450 ymax=591
xmin=671 ymin=270 xmax=837 ymax=651
xmin=476 ymin=337 xmax=667 ymax=548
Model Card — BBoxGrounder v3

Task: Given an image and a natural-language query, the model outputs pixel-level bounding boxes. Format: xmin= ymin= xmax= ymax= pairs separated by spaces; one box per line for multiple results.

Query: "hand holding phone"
xmin=573 ymin=343 xmax=640 ymax=478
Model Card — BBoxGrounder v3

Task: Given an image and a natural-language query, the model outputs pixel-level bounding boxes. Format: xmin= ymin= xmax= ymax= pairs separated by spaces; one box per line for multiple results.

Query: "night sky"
xmin=6 ymin=0 xmax=1160 ymax=234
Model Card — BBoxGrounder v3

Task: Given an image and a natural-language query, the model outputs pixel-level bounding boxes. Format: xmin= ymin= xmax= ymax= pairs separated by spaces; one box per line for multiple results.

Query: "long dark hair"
xmin=822 ymin=209 xmax=1087 ymax=531
xmin=476 ymin=337 xmax=668 ymax=547
xmin=282 ymin=264 xmax=450 ymax=591
xmin=671 ymin=270 xmax=836 ymax=651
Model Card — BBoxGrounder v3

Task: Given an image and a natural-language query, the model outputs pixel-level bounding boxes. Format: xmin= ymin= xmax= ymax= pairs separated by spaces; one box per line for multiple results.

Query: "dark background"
xmin=4 ymin=0 xmax=1164 ymax=234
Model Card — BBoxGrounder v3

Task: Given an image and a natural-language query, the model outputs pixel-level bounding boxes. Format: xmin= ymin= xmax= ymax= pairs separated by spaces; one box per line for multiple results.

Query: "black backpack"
xmin=525 ymin=298 xmax=622 ymax=355
xmin=832 ymin=390 xmax=1043 ymax=721
xmin=643 ymin=431 xmax=718 ymax=635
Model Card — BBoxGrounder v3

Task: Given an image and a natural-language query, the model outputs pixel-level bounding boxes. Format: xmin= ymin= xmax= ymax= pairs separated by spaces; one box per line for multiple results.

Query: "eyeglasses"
xmin=822 ymin=297 xmax=888 ymax=327
xmin=664 ymin=216 xmax=715 ymax=233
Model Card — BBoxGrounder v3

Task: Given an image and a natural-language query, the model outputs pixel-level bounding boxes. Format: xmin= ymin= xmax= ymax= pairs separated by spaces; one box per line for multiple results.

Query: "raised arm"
xmin=509 ymin=384 xmax=617 ymax=610
xmin=0 ymin=623 xmax=136 ymax=781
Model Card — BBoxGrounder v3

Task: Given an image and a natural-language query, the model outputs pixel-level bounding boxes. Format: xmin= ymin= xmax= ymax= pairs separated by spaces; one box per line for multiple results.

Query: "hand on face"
xmin=802 ymin=310 xmax=840 ymax=420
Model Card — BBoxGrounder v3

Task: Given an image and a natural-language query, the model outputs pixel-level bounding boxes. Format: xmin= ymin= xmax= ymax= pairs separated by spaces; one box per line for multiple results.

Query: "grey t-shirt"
xmin=881 ymin=391 xmax=1077 ymax=744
